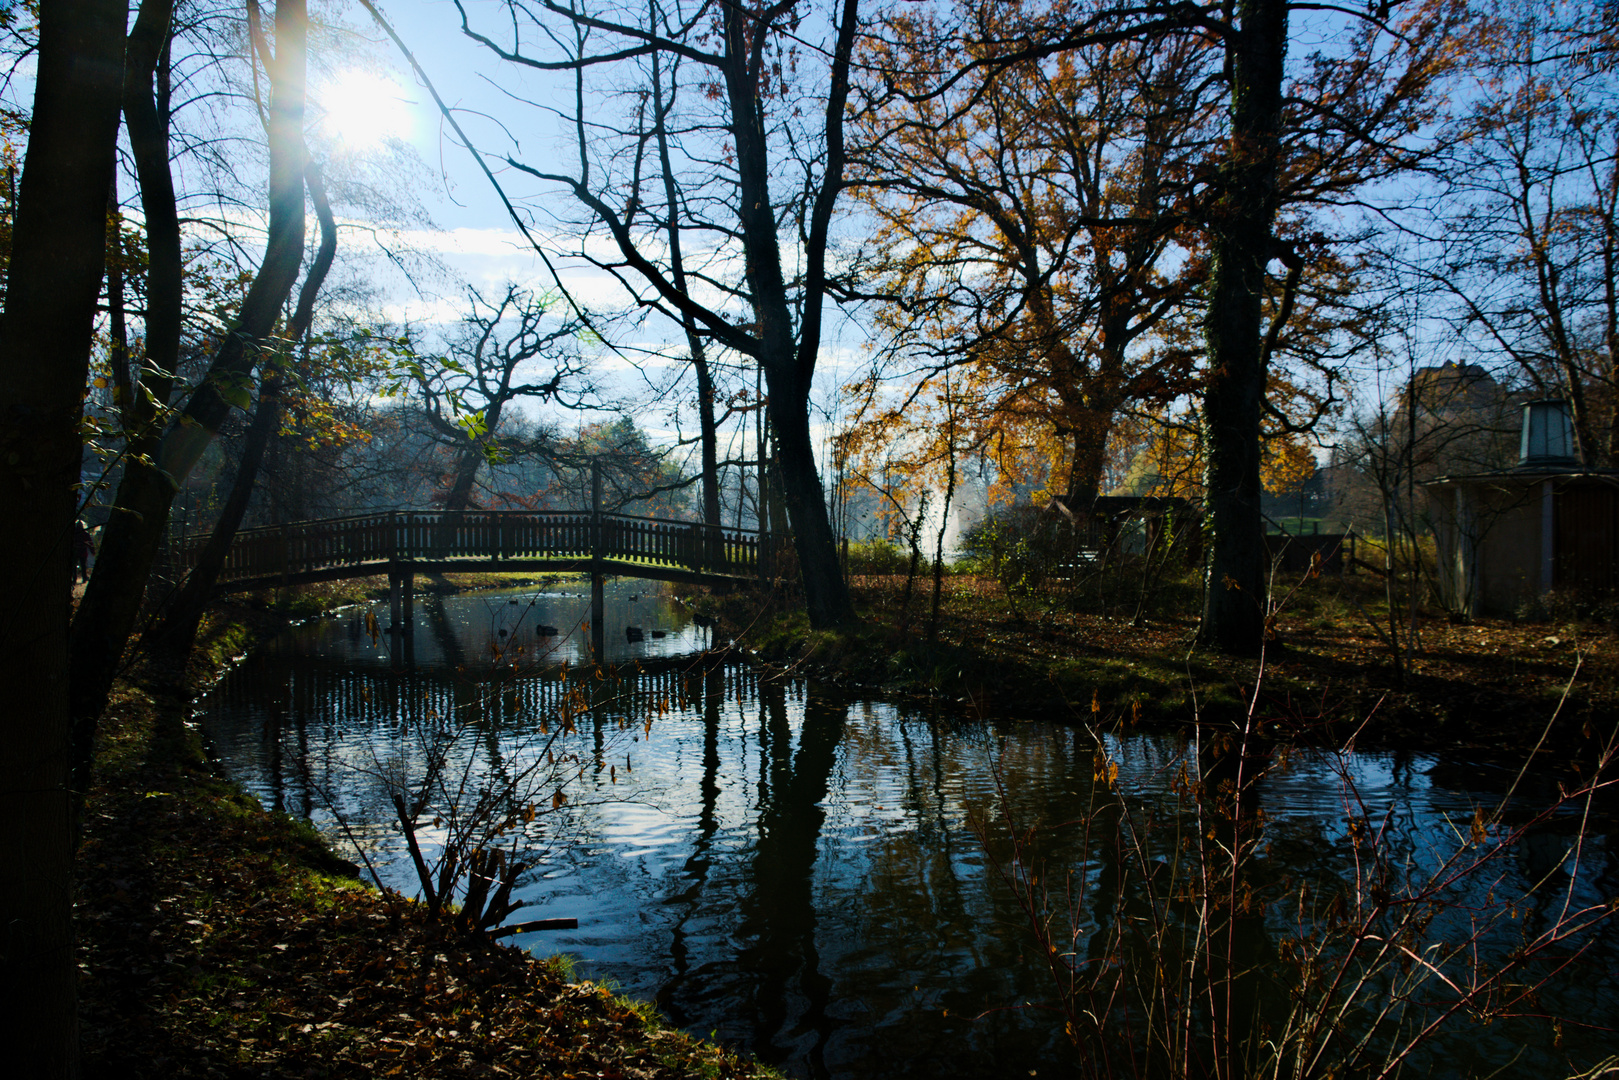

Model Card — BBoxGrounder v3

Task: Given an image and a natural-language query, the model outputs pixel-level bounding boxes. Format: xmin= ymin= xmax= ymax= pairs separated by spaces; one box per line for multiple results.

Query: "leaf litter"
xmin=76 ymin=681 xmax=773 ymax=1080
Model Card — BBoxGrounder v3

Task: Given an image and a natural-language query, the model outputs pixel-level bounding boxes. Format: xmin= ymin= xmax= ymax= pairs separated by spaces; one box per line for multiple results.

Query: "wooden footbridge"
xmin=174 ymin=508 xmax=774 ymax=656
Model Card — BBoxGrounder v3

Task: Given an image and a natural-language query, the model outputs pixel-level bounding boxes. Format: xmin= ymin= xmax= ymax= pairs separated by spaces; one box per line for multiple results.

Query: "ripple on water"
xmin=200 ymin=610 xmax=1619 ymax=1080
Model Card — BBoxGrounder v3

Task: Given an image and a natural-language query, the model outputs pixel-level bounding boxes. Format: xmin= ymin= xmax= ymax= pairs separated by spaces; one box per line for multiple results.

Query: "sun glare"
xmin=318 ymin=69 xmax=414 ymax=149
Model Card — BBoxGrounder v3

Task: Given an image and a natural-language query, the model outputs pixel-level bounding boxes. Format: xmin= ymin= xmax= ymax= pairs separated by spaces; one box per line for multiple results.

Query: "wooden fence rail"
xmin=174 ymin=510 xmax=768 ymax=587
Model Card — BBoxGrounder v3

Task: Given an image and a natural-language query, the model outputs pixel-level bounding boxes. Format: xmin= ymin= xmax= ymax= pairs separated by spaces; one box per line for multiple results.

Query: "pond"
xmin=200 ymin=583 xmax=1619 ymax=1079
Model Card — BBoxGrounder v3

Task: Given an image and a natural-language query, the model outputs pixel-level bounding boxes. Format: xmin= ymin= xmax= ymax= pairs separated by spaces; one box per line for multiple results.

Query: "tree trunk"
xmin=1196 ymin=0 xmax=1287 ymax=656
xmin=1062 ymin=408 xmax=1114 ymax=509
xmin=0 ymin=0 xmax=126 ymax=1074
xmin=442 ymin=443 xmax=484 ymax=513
xmin=70 ymin=0 xmax=310 ymax=770
xmin=722 ymin=0 xmax=856 ymax=629
xmin=694 ymin=347 xmax=722 ymax=527
xmin=929 ymin=390 xmax=958 ymax=647
xmin=148 ymin=163 xmax=337 ymax=658
xmin=766 ymin=374 xmax=857 ymax=628
xmin=121 ymin=0 xmax=183 ymax=426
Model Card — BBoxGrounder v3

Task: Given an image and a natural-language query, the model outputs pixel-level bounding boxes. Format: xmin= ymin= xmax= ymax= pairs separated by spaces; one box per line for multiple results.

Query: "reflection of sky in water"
xmin=291 ymin=580 xmax=712 ymax=670
xmin=201 ymin=604 xmax=1619 ymax=1080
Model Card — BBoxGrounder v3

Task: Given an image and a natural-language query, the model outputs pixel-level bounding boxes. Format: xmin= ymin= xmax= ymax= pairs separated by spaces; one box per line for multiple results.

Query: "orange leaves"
xmin=1091 ymin=750 xmax=1120 ymax=790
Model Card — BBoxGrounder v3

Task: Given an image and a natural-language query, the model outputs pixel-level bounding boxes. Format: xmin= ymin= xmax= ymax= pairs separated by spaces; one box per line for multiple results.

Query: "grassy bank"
xmin=713 ymin=570 xmax=1617 ymax=758
xmin=76 ymin=599 xmax=773 ymax=1080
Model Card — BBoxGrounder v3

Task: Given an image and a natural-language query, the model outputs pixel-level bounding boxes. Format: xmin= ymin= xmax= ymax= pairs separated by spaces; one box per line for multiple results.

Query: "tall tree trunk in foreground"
xmin=70 ymin=0 xmax=310 ymax=779
xmin=0 ymin=1 xmax=127 ymax=1074
xmin=149 ymin=163 xmax=337 ymax=657
xmin=768 ymin=371 xmax=856 ymax=627
xmin=1197 ymin=0 xmax=1287 ymax=655
xmin=722 ymin=0 xmax=858 ymax=628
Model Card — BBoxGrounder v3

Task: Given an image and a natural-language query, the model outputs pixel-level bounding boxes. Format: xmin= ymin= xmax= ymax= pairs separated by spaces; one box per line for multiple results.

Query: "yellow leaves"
xmin=1346 ymin=815 xmax=1366 ymax=850
xmin=1092 ymin=750 xmax=1119 ymax=790
xmin=1261 ymin=428 xmax=1317 ymax=497
xmin=551 ymin=789 xmax=568 ymax=810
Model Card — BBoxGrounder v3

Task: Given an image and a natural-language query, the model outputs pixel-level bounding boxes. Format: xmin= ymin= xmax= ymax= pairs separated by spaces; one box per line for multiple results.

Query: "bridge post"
xmin=591 ymin=457 xmax=605 ymax=660
xmin=401 ymin=569 xmax=415 ymax=639
xmin=388 ymin=567 xmax=402 ymax=634
xmin=388 ymin=565 xmax=416 ymax=666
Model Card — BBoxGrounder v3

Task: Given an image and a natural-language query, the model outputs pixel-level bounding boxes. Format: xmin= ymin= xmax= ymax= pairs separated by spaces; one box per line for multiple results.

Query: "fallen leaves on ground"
xmin=738 ymin=573 xmax=1618 ymax=759
xmin=77 ymin=689 xmax=768 ymax=1080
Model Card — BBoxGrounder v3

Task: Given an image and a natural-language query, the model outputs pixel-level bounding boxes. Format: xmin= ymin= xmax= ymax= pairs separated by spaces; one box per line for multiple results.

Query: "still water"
xmin=201 ymin=584 xmax=1619 ymax=1079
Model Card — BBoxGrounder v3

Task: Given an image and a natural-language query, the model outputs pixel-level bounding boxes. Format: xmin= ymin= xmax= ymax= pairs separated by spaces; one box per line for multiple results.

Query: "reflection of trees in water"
xmin=730 ymin=679 xmax=845 ymax=1075
xmin=202 ymin=657 xmax=1619 ymax=1079
xmin=656 ymin=667 xmax=726 ymax=1027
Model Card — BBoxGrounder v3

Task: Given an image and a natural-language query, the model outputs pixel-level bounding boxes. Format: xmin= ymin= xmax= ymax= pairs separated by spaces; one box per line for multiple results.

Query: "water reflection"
xmin=201 ymin=596 xmax=1618 ymax=1079
xmin=288 ymin=581 xmax=712 ymax=671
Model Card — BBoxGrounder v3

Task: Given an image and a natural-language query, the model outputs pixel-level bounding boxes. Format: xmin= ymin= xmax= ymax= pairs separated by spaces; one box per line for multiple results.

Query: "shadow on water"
xmin=732 ymin=680 xmax=844 ymax=1074
xmin=199 ymin=590 xmax=1619 ymax=1080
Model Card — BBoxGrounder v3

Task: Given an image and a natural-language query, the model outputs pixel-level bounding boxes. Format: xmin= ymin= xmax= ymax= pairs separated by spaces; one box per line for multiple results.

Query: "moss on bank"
xmin=77 ymin=595 xmax=774 ymax=1080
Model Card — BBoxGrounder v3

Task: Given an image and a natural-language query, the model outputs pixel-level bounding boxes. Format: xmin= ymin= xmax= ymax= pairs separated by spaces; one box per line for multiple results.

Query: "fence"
xmin=174 ymin=510 xmax=766 ymax=585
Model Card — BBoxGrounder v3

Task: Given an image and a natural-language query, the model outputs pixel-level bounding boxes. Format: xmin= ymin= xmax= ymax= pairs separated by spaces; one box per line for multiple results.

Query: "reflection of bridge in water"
xmin=176 ymin=508 xmax=773 ymax=656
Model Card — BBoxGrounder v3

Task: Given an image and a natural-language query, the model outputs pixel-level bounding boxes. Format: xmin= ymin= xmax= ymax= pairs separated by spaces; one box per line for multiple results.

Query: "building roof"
xmin=1426 ymin=468 xmax=1619 ymax=488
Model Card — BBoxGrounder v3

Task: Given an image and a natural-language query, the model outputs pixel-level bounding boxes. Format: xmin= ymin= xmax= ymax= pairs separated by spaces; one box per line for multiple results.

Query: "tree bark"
xmin=148 ymin=162 xmax=337 ymax=657
xmin=121 ymin=0 xmax=182 ymax=427
xmin=70 ymin=0 xmax=310 ymax=768
xmin=0 ymin=0 xmax=127 ymax=1073
xmin=722 ymin=0 xmax=858 ymax=628
xmin=766 ymin=374 xmax=854 ymax=627
xmin=1196 ymin=0 xmax=1287 ymax=656
xmin=1061 ymin=403 xmax=1117 ymax=508
xmin=441 ymin=433 xmax=486 ymax=513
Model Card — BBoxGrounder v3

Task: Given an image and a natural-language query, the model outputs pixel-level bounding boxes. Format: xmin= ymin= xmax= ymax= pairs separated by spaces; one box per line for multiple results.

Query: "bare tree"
xmin=451 ymin=0 xmax=862 ymax=628
xmin=1420 ymin=0 xmax=1619 ymax=466
xmin=402 ymin=284 xmax=589 ymax=513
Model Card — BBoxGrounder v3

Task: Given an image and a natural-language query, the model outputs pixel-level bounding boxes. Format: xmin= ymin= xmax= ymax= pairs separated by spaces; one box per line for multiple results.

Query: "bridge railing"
xmin=176 ymin=510 xmax=768 ymax=584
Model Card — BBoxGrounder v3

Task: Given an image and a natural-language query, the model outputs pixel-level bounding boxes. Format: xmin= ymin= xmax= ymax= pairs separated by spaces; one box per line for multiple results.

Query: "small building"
xmin=1427 ymin=401 xmax=1619 ymax=616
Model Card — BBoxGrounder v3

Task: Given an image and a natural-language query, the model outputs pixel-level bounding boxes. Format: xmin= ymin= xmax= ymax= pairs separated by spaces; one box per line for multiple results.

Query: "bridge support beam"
xmin=402 ymin=570 xmax=415 ymax=635
xmin=388 ymin=569 xmax=401 ymax=630
xmin=590 ymin=573 xmax=604 ymax=660
xmin=388 ymin=566 xmax=415 ymax=667
xmin=590 ymin=457 xmax=605 ymax=661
